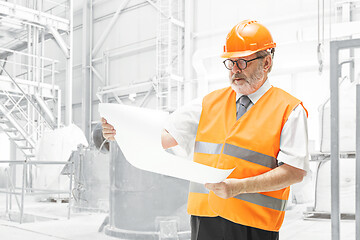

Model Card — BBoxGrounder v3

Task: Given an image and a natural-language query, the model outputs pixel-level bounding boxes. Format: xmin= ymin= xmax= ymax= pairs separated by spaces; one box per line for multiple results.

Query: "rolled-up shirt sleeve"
xmin=277 ymin=104 xmax=309 ymax=173
xmin=163 ymin=98 xmax=202 ymax=156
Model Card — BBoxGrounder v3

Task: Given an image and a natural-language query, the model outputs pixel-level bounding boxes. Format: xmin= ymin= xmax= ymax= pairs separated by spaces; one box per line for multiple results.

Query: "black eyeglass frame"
xmin=223 ymin=56 xmax=265 ymax=70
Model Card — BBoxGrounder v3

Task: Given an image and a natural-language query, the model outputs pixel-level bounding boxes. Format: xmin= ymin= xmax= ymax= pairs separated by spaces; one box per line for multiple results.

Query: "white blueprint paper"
xmin=99 ymin=103 xmax=234 ymax=184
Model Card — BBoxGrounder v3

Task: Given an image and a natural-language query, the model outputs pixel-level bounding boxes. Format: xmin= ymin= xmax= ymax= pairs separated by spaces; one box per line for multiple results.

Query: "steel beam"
xmin=138 ymin=87 xmax=153 ymax=107
xmin=92 ymin=0 xmax=131 ymax=56
xmin=0 ymin=1 xmax=70 ymax=31
xmin=92 ymin=66 xmax=105 ymax=84
xmin=92 ymin=40 xmax=156 ymax=64
xmin=82 ymin=0 xmax=92 ymax=141
xmin=98 ymin=81 xmax=153 ymax=96
xmin=47 ymin=26 xmax=70 ymax=58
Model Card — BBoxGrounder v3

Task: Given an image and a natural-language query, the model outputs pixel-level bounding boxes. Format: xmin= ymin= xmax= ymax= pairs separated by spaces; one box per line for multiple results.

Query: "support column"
xmin=356 ymin=83 xmax=360 ymax=240
xmin=65 ymin=0 xmax=74 ymax=125
xmin=184 ymin=0 xmax=194 ymax=104
xmin=82 ymin=0 xmax=92 ymax=141
xmin=330 ymin=40 xmax=340 ymax=240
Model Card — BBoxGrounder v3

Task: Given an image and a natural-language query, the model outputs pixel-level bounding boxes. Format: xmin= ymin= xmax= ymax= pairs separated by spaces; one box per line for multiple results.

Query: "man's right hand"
xmin=101 ymin=117 xmax=116 ymax=141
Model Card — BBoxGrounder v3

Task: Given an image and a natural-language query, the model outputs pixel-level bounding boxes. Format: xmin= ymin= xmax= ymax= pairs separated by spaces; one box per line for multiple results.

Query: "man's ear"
xmin=263 ymin=55 xmax=272 ymax=72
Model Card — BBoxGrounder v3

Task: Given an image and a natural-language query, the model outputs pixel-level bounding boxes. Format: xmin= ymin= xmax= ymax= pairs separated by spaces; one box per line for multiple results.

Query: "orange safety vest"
xmin=187 ymin=86 xmax=307 ymax=232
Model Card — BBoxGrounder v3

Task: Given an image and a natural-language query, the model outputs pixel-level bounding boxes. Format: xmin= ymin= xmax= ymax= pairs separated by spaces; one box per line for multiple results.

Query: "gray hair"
xmin=256 ymin=48 xmax=275 ymax=73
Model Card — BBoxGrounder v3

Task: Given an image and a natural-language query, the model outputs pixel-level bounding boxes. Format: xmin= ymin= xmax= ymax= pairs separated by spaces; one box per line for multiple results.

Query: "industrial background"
xmin=0 ymin=0 xmax=359 ymax=239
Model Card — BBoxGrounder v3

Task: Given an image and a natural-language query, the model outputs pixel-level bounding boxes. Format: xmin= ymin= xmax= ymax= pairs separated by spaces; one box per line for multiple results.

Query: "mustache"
xmin=232 ymin=73 xmax=246 ymax=80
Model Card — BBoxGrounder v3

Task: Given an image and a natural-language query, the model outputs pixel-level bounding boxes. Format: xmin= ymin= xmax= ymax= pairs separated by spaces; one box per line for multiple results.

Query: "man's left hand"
xmin=205 ymin=179 xmax=242 ymax=199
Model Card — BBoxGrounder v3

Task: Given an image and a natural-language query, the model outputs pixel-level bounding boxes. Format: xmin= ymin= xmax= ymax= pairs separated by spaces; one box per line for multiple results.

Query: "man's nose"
xmin=232 ymin=63 xmax=242 ymax=74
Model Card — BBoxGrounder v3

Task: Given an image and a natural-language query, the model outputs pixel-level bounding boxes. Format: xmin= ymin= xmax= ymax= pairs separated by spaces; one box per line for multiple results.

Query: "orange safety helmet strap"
xmin=221 ymin=20 xmax=276 ymax=58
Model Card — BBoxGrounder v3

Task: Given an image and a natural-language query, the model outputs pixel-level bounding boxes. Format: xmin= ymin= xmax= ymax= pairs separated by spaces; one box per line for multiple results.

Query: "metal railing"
xmin=1 ymin=0 xmax=70 ymax=19
xmin=0 ymin=47 xmax=59 ymax=86
xmin=329 ymin=38 xmax=360 ymax=240
xmin=0 ymin=159 xmax=74 ymax=223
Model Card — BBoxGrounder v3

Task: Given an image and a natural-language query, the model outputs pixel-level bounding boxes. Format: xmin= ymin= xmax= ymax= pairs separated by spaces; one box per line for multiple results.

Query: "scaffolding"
xmin=155 ymin=0 xmax=184 ymax=111
xmin=0 ymin=0 xmax=73 ymax=223
xmin=95 ymin=0 xmax=185 ymax=113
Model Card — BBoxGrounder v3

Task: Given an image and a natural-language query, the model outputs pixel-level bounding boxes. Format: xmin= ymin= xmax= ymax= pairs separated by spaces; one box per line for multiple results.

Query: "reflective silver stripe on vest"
xmin=194 ymin=141 xmax=223 ymax=155
xmin=189 ymin=182 xmax=209 ymax=194
xmin=223 ymin=143 xmax=278 ymax=169
xmin=234 ymin=193 xmax=287 ymax=211
xmin=189 ymin=182 xmax=286 ymax=211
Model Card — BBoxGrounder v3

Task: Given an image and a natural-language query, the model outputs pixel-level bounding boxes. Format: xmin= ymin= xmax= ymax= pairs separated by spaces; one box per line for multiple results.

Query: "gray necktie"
xmin=236 ymin=95 xmax=251 ymax=120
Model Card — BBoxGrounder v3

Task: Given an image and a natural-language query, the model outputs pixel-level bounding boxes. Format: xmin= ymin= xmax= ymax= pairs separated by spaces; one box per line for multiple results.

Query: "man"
xmin=102 ymin=20 xmax=309 ymax=240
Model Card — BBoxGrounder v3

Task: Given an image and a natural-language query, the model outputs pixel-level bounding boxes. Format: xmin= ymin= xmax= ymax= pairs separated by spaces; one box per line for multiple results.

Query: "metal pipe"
xmin=10 ymin=187 xmax=71 ymax=192
xmin=20 ymin=162 xmax=27 ymax=224
xmin=27 ymin=25 xmax=31 ymax=82
xmin=356 ymin=83 xmax=360 ymax=240
xmin=82 ymin=0 xmax=92 ymax=141
xmin=68 ymin=161 xmax=73 ymax=219
xmin=167 ymin=0 xmax=172 ymax=110
xmin=0 ymin=59 xmax=55 ymax=73
xmin=57 ymin=88 xmax=61 ymax=128
xmin=65 ymin=0 xmax=73 ymax=125
xmin=109 ymin=141 xmax=116 ymax=227
xmin=5 ymin=169 xmax=21 ymax=212
xmin=0 ymin=190 xmax=71 ymax=195
xmin=0 ymin=47 xmax=59 ymax=63
xmin=104 ymin=52 xmax=110 ymax=102
xmin=5 ymin=169 xmax=8 ymax=214
xmin=89 ymin=0 xmax=94 ymax=141
xmin=1 ymin=160 xmax=71 ymax=164
xmin=330 ymin=41 xmax=340 ymax=240
xmin=41 ymin=31 xmax=45 ymax=84
xmin=9 ymin=141 xmax=16 ymax=211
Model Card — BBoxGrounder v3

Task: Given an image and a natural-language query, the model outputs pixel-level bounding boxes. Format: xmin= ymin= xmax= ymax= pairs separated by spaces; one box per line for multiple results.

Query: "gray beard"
xmin=230 ymin=63 xmax=265 ymax=93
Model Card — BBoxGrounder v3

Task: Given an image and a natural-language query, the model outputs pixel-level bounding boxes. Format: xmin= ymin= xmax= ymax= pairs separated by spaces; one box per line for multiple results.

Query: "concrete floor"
xmin=280 ymin=204 xmax=355 ymax=240
xmin=0 ymin=195 xmax=118 ymax=240
xmin=0 ymin=196 xmax=356 ymax=240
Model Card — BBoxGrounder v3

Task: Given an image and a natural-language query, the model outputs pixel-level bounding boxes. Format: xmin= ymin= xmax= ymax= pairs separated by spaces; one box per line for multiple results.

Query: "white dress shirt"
xmin=164 ymin=79 xmax=309 ymax=172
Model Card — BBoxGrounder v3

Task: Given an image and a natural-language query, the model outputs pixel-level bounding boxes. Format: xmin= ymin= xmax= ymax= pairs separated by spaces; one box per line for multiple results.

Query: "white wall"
xmin=190 ymin=0 xmax=359 ymax=151
xmin=41 ymin=0 xmax=360 ymax=150
xmin=0 ymin=133 xmax=10 ymax=161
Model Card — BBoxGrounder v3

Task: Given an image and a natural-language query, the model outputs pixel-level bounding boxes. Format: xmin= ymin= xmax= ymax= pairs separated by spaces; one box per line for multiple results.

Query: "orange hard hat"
xmin=221 ymin=20 xmax=276 ymax=58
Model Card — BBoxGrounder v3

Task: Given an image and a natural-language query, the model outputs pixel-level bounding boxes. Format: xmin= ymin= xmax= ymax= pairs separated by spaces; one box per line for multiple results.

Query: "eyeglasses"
xmin=223 ymin=56 xmax=265 ymax=71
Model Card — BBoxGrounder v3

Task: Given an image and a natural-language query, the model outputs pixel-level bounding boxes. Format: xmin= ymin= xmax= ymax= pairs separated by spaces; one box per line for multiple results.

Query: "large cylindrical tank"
xmin=314 ymin=157 xmax=356 ymax=214
xmin=105 ymin=142 xmax=191 ymax=239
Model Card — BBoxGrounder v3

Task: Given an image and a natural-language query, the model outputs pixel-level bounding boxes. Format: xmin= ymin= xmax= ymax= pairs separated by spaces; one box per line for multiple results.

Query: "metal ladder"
xmin=0 ymin=63 xmax=67 ymax=223
xmin=155 ymin=0 xmax=185 ymax=111
xmin=0 ymin=64 xmax=56 ymax=161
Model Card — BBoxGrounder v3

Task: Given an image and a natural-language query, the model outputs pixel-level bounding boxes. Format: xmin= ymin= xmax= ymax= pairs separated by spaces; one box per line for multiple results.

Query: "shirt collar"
xmin=236 ymin=78 xmax=271 ymax=104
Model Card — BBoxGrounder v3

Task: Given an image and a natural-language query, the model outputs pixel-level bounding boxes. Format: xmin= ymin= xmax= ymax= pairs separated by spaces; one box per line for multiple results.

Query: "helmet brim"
xmin=221 ymin=44 xmax=276 ymax=58
xmin=221 ymin=50 xmax=258 ymax=58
